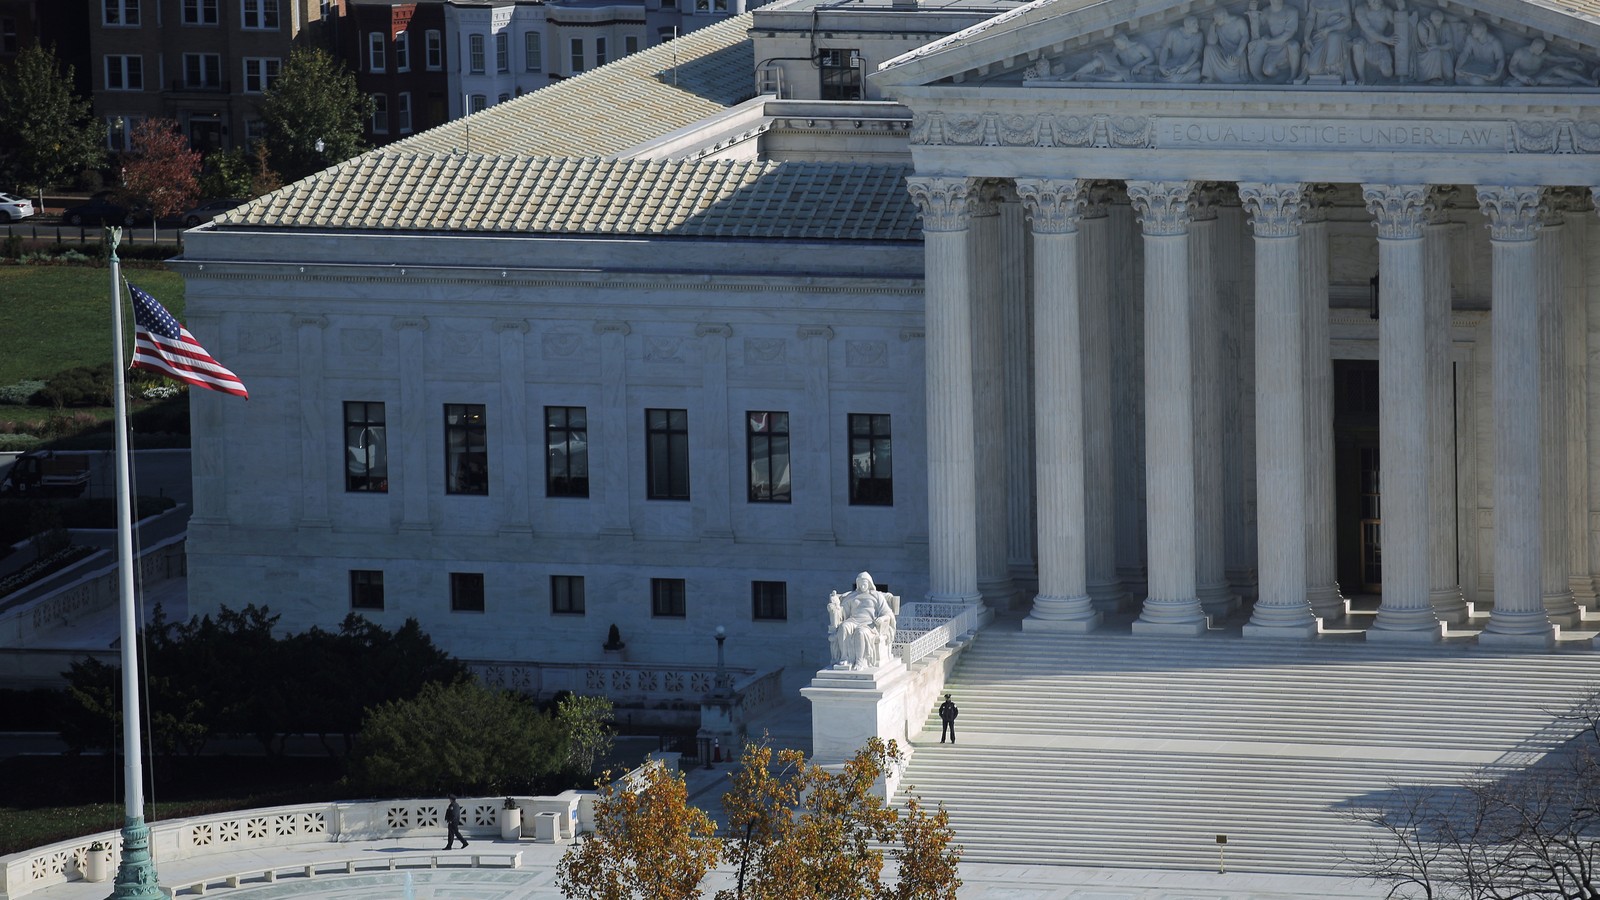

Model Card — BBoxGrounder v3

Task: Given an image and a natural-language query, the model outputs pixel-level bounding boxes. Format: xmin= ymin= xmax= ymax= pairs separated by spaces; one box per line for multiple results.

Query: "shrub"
xmin=35 ymin=364 xmax=113 ymax=408
xmin=0 ymin=434 xmax=42 ymax=452
xmin=0 ymin=380 xmax=45 ymax=405
xmin=2 ymin=234 xmax=22 ymax=260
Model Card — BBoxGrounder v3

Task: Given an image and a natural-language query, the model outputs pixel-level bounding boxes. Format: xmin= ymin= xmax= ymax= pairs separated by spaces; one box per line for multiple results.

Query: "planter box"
xmin=499 ymin=808 xmax=521 ymax=840
xmin=84 ymin=849 xmax=108 ymax=883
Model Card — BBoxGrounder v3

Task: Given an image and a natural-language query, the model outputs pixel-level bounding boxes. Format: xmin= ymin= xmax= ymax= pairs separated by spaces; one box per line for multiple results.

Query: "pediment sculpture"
xmin=1019 ymin=0 xmax=1600 ymax=88
xmin=826 ymin=572 xmax=900 ymax=670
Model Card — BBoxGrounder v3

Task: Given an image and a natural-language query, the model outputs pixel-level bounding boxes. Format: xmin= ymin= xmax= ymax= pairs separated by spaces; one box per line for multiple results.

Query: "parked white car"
xmin=0 ymin=192 xmax=35 ymax=223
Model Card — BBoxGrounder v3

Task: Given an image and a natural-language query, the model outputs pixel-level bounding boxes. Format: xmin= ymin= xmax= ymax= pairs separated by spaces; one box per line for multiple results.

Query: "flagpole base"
xmin=107 ymin=816 xmax=164 ymax=900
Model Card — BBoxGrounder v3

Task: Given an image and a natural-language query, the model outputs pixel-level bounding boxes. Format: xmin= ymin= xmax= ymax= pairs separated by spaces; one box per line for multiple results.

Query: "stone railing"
xmin=735 ymin=666 xmax=785 ymax=721
xmin=0 ymin=795 xmax=589 ymax=900
xmin=0 ymin=534 xmax=186 ymax=652
xmin=892 ymin=601 xmax=982 ymax=668
xmin=467 ymin=659 xmax=754 ymax=705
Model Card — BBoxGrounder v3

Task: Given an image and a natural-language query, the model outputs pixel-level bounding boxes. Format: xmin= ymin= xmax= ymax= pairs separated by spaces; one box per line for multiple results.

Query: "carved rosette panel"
xmin=744 ymin=337 xmax=787 ymax=365
xmin=1238 ymin=182 xmax=1308 ymax=237
xmin=847 ymin=340 xmax=888 ymax=367
xmin=1478 ymin=186 xmax=1546 ymax=242
xmin=906 ymin=177 xmax=974 ymax=233
xmin=542 ymin=332 xmax=582 ymax=358
xmin=340 ymin=328 xmax=383 ymax=356
xmin=1363 ymin=184 xmax=1435 ymax=240
xmin=442 ymin=329 xmax=482 ymax=357
xmin=1014 ymin=178 xmax=1089 ymax=235
xmin=909 ymin=111 xmax=1155 ymax=149
xmin=1126 ymin=180 xmax=1199 ymax=236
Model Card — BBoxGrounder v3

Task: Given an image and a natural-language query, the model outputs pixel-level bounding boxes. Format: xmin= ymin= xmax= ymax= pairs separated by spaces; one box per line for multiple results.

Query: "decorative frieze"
xmin=1014 ymin=178 xmax=1089 ymax=235
xmin=847 ymin=340 xmax=889 ymax=367
xmin=911 ymin=112 xmax=1153 ymax=148
xmin=1363 ymin=184 xmax=1435 ymax=240
xmin=1476 ymin=186 xmax=1546 ymax=242
xmin=744 ymin=337 xmax=788 ymax=365
xmin=1239 ymin=183 xmax=1307 ymax=237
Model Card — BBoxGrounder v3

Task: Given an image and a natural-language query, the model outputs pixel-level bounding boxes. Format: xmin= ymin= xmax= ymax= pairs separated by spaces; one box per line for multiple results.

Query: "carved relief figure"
xmin=1204 ymin=7 xmax=1253 ymax=83
xmin=1159 ymin=17 xmax=1205 ymax=82
xmin=827 ymin=572 xmax=899 ymax=670
xmin=1508 ymin=38 xmax=1593 ymax=86
xmin=1246 ymin=0 xmax=1302 ymax=82
xmin=1391 ymin=0 xmax=1417 ymax=79
xmin=1415 ymin=10 xmax=1457 ymax=83
xmin=1302 ymin=0 xmax=1353 ymax=80
xmin=1069 ymin=33 xmax=1156 ymax=81
xmin=1350 ymin=0 xmax=1399 ymax=81
xmin=1454 ymin=19 xmax=1505 ymax=85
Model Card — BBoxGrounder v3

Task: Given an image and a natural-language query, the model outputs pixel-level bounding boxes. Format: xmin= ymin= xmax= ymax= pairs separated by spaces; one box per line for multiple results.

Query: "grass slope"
xmin=0 ymin=267 xmax=186 ymax=386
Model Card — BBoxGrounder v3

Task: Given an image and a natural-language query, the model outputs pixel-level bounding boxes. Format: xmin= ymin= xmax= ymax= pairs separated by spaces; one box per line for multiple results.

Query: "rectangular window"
xmin=595 ymin=37 xmax=607 ymax=66
xmin=848 ymin=413 xmax=892 ymax=505
xmin=469 ymin=33 xmax=485 ymax=73
xmin=350 ymin=570 xmax=384 ymax=610
xmin=570 ymin=38 xmax=583 ymax=72
xmin=105 ymin=56 xmax=143 ymax=91
xmin=344 ymin=401 xmax=388 ymax=492
xmin=551 ymin=575 xmax=585 ymax=615
xmin=624 ymin=35 xmax=639 ymax=55
xmin=444 ymin=404 xmax=488 ymax=494
xmin=819 ymin=48 xmax=862 ymax=100
xmin=646 ymin=408 xmax=689 ymax=500
xmin=242 ymin=57 xmax=280 ymax=93
xmin=496 ymin=31 xmax=509 ymax=73
xmin=244 ymin=117 xmax=266 ymax=147
xmin=183 ymin=53 xmax=220 ymax=88
xmin=394 ymin=31 xmax=410 ymax=71
xmin=469 ymin=93 xmax=486 ymax=113
xmin=397 ymin=92 xmax=412 ymax=133
xmin=450 ymin=572 xmax=485 ymax=612
xmin=182 ymin=0 xmax=218 ymax=24
xmin=1 ymin=18 xmax=15 ymax=53
xmin=651 ymin=578 xmax=686 ymax=618
xmin=370 ymin=93 xmax=388 ymax=133
xmin=368 ymin=32 xmax=385 ymax=71
xmin=241 ymin=0 xmax=278 ymax=29
xmin=103 ymin=0 xmax=139 ymax=26
xmin=545 ymin=406 xmax=589 ymax=498
xmin=426 ymin=30 xmax=443 ymax=69
xmin=525 ymin=31 xmax=542 ymax=71
xmin=752 ymin=581 xmax=787 ymax=621
xmin=747 ymin=411 xmax=790 ymax=503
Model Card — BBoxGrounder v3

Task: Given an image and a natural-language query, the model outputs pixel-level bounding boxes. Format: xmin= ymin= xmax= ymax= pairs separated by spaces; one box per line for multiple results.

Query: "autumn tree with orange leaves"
xmin=120 ymin=118 xmax=200 ymax=235
xmin=557 ymin=759 xmax=721 ymax=900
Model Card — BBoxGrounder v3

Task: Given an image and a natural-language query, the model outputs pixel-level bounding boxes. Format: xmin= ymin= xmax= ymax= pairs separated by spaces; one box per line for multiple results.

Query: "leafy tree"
xmin=197 ymin=146 xmax=280 ymax=202
xmin=557 ymin=760 xmax=722 ymax=900
xmin=120 ymin=118 xmax=200 ymax=239
xmin=0 ymin=42 xmax=104 ymax=197
xmin=259 ymin=47 xmax=371 ymax=182
xmin=558 ymin=694 xmax=616 ymax=776
xmin=351 ymin=680 xmax=567 ymax=794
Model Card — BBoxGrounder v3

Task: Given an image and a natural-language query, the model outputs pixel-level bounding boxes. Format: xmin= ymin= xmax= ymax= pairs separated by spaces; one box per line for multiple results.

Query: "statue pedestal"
xmin=800 ymin=658 xmax=910 ymax=769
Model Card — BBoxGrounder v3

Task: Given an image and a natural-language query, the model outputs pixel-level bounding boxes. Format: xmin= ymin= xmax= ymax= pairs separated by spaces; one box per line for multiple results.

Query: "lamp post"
xmin=714 ymin=625 xmax=728 ymax=692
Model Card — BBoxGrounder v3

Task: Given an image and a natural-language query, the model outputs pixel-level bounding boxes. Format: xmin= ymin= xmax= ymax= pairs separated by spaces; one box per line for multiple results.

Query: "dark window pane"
xmin=651 ymin=578 xmax=685 ymax=617
xmin=350 ymin=570 xmax=384 ymax=610
xmin=752 ymin=580 xmax=787 ymax=620
xmin=451 ymin=572 xmax=485 ymax=612
xmin=344 ymin=401 xmax=388 ymax=492
xmin=445 ymin=404 xmax=488 ymax=495
xmin=545 ymin=405 xmax=589 ymax=497
xmin=848 ymin=413 xmax=893 ymax=506
xmin=646 ymin=408 xmax=689 ymax=500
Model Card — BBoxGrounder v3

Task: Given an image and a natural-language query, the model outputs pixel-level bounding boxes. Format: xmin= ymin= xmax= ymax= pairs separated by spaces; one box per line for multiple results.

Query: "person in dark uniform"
xmin=444 ymin=795 xmax=469 ymax=850
xmin=939 ymin=694 xmax=958 ymax=743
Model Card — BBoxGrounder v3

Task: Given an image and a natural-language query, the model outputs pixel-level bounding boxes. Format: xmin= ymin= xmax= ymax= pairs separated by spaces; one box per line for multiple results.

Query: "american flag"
xmin=128 ymin=283 xmax=249 ymax=399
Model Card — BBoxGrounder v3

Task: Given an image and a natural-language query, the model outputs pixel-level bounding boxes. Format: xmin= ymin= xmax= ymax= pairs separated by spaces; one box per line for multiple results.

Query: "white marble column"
xmin=1564 ymin=210 xmax=1595 ymax=607
xmin=1191 ymin=188 xmax=1239 ymax=619
xmin=1238 ymin=183 xmax=1318 ymax=637
xmin=1588 ymin=197 xmax=1600 ymax=607
xmin=970 ymin=186 xmax=1017 ymax=608
xmin=495 ymin=319 xmax=532 ymax=534
xmin=1016 ymin=178 xmax=1099 ymax=632
xmin=1110 ymin=198 xmax=1149 ymax=601
xmin=1363 ymin=184 xmax=1441 ymax=641
xmin=1301 ymin=188 xmax=1345 ymax=620
xmin=1000 ymin=198 xmax=1037 ymax=592
xmin=908 ymin=177 xmax=981 ymax=605
xmin=1537 ymin=208 xmax=1580 ymax=626
xmin=1081 ymin=187 xmax=1126 ymax=610
xmin=1479 ymin=186 xmax=1554 ymax=646
xmin=1423 ymin=202 xmax=1466 ymax=622
xmin=1127 ymin=180 xmax=1208 ymax=635
xmin=1219 ymin=203 xmax=1259 ymax=600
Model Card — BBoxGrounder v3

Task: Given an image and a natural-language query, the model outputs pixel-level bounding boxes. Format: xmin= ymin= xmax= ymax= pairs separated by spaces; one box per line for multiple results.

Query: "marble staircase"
xmin=898 ymin=622 xmax=1600 ymax=876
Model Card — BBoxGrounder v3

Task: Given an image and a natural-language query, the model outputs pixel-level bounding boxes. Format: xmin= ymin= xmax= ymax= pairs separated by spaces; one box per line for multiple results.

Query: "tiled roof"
xmin=392 ymin=14 xmax=758 ymax=158
xmin=226 ymin=154 xmax=921 ymax=241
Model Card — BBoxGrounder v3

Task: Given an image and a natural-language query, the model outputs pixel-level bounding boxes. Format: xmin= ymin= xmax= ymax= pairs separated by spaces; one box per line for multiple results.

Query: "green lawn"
xmin=0 ymin=266 xmax=186 ymax=386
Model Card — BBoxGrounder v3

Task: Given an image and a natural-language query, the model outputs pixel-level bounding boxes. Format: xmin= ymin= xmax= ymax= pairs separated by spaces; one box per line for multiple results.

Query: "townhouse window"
xmin=747 ymin=411 xmax=790 ymax=503
xmin=570 ymin=38 xmax=583 ymax=72
xmin=243 ymin=118 xmax=266 ymax=147
xmin=444 ymin=404 xmax=488 ymax=494
xmin=105 ymin=56 xmax=143 ymax=91
xmin=469 ymin=34 xmax=485 ymax=73
xmin=695 ymin=0 xmax=709 ymax=13
xmin=819 ymin=48 xmax=863 ymax=100
xmin=350 ymin=570 xmax=384 ymax=610
xmin=397 ymin=92 xmax=412 ymax=133
xmin=370 ymin=93 xmax=388 ymax=133
xmin=468 ymin=93 xmax=486 ymax=113
xmin=525 ymin=31 xmax=542 ymax=72
xmin=344 ymin=401 xmax=388 ymax=492
xmin=394 ymin=31 xmax=410 ymax=71
xmin=241 ymin=0 xmax=279 ymax=29
xmin=595 ymin=37 xmax=607 ymax=66
xmin=496 ymin=31 xmax=509 ymax=73
xmin=450 ymin=572 xmax=485 ymax=612
xmin=625 ymin=35 xmax=639 ymax=55
xmin=497 ymin=92 xmax=509 ymax=104
xmin=368 ymin=32 xmax=385 ymax=72
xmin=551 ymin=575 xmax=585 ymax=615
xmin=651 ymin=578 xmax=686 ymax=618
xmin=103 ymin=0 xmax=139 ymax=26
xmin=426 ymin=30 xmax=443 ymax=69
xmin=848 ymin=413 xmax=893 ymax=505
xmin=752 ymin=581 xmax=787 ymax=621
xmin=182 ymin=0 xmax=218 ymax=25
xmin=1 ymin=18 xmax=15 ymax=53
xmin=646 ymin=408 xmax=689 ymax=500
xmin=545 ymin=406 xmax=588 ymax=497
xmin=183 ymin=53 xmax=221 ymax=88
xmin=242 ymin=57 xmax=280 ymax=93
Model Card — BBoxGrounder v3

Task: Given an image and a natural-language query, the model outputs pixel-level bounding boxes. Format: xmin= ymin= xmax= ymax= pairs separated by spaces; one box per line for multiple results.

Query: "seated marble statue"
xmin=827 ymin=572 xmax=900 ymax=670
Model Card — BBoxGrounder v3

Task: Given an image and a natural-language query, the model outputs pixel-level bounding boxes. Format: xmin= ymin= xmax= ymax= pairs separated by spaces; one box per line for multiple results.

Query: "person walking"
xmin=444 ymin=795 xmax=469 ymax=850
xmin=939 ymin=694 xmax=959 ymax=744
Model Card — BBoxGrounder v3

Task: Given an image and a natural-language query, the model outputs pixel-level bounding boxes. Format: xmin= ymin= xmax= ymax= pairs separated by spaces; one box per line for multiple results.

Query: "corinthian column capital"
xmin=906 ymin=176 xmax=974 ymax=233
xmin=1014 ymin=178 xmax=1088 ymax=235
xmin=1363 ymin=184 xmax=1434 ymax=240
xmin=1476 ymin=185 xmax=1546 ymax=242
xmin=1126 ymin=180 xmax=1198 ymax=236
xmin=1238 ymin=182 xmax=1307 ymax=237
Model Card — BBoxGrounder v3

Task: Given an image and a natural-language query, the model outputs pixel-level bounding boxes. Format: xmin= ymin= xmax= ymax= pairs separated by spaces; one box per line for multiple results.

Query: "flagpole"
xmin=106 ymin=228 xmax=164 ymax=900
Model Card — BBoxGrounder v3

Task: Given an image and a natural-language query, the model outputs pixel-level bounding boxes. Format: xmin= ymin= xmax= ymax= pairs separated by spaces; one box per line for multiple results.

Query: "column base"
xmin=1365 ymin=624 xmax=1444 ymax=643
xmin=1196 ymin=579 xmax=1240 ymax=618
xmin=1543 ymin=590 xmax=1582 ymax=628
xmin=1428 ymin=587 xmax=1469 ymax=624
xmin=1023 ymin=594 xmax=1100 ymax=633
xmin=1117 ymin=566 xmax=1149 ymax=604
xmin=1226 ymin=566 xmax=1259 ymax=602
xmin=1372 ymin=600 xmax=1441 ymax=635
xmin=1133 ymin=597 xmax=1209 ymax=635
xmin=1477 ymin=628 xmax=1556 ymax=648
xmin=1568 ymin=576 xmax=1597 ymax=609
xmin=1306 ymin=583 xmax=1348 ymax=620
xmin=1242 ymin=620 xmax=1319 ymax=639
xmin=979 ymin=576 xmax=1020 ymax=613
xmin=1247 ymin=599 xmax=1316 ymax=633
xmin=1481 ymin=606 xmax=1556 ymax=641
xmin=1087 ymin=576 xmax=1128 ymax=612
xmin=1132 ymin=617 xmax=1210 ymax=636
